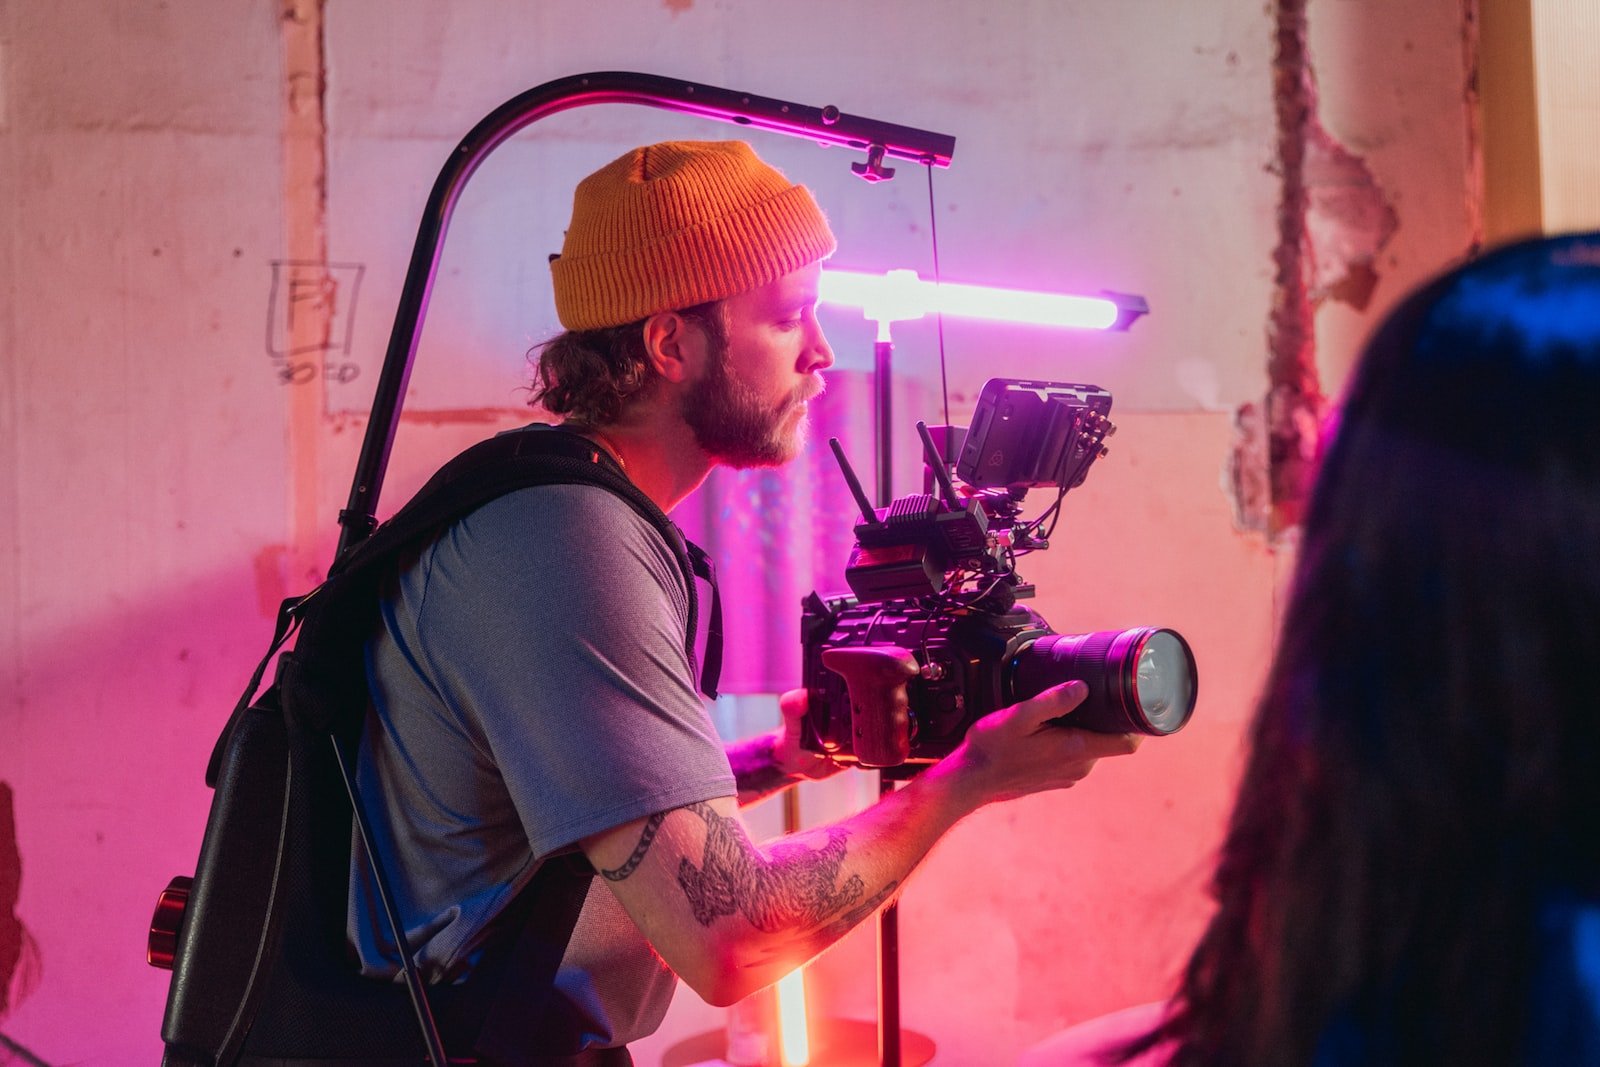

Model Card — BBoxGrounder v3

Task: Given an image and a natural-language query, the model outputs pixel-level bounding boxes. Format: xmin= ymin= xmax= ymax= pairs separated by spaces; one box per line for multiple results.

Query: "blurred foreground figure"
xmin=1114 ymin=234 xmax=1600 ymax=1066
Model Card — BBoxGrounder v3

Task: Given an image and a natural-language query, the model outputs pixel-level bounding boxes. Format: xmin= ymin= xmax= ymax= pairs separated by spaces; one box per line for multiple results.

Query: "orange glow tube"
xmin=776 ymin=968 xmax=811 ymax=1066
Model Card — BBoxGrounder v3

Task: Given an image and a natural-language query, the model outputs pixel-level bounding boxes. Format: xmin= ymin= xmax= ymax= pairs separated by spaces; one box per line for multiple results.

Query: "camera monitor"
xmin=955 ymin=378 xmax=1113 ymax=490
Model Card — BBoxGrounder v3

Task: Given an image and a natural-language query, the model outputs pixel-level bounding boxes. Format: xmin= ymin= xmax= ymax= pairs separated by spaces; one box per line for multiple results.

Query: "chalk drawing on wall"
xmin=265 ymin=260 xmax=367 ymax=385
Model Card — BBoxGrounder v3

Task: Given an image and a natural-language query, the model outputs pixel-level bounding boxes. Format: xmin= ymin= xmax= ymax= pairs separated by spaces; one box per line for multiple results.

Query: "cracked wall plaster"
xmin=1230 ymin=0 xmax=1399 ymax=539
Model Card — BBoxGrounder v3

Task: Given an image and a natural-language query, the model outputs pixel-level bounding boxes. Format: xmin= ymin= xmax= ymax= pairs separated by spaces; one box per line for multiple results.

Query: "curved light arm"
xmin=336 ymin=71 xmax=957 ymax=556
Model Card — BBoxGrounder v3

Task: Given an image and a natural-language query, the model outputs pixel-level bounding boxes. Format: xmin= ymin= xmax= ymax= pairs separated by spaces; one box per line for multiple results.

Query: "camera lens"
xmin=1010 ymin=627 xmax=1197 ymax=735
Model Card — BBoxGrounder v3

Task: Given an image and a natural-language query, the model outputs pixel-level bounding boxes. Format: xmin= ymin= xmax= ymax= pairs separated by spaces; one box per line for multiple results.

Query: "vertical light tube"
xmin=776 ymin=969 xmax=811 ymax=1066
xmin=777 ymin=788 xmax=811 ymax=1065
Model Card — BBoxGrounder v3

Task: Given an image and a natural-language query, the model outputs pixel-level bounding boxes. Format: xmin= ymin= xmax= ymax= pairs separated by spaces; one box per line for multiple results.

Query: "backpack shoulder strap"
xmin=285 ymin=426 xmax=721 ymax=739
xmin=209 ymin=425 xmax=723 ymax=781
xmin=330 ymin=426 xmax=657 ymax=582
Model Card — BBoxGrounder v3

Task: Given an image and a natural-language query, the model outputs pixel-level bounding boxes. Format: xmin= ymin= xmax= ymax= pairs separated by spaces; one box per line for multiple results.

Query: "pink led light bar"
xmin=819 ymin=268 xmax=1125 ymax=330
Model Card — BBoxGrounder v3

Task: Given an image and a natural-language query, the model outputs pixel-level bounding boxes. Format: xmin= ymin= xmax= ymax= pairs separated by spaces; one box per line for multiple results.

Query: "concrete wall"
xmin=0 ymin=2 xmax=1481 ymax=1063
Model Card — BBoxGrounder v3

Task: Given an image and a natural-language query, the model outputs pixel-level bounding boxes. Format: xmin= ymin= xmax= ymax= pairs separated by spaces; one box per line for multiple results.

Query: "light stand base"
xmin=662 ymin=1018 xmax=935 ymax=1067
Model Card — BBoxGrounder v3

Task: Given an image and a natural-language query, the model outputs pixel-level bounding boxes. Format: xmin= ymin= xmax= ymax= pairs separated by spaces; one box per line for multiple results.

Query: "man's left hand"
xmin=772 ymin=688 xmax=846 ymax=782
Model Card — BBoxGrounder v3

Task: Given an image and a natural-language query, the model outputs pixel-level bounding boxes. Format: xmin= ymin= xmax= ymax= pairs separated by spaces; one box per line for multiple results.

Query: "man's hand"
xmin=941 ymin=680 xmax=1143 ymax=804
xmin=772 ymin=688 xmax=846 ymax=783
xmin=726 ymin=690 xmax=846 ymax=806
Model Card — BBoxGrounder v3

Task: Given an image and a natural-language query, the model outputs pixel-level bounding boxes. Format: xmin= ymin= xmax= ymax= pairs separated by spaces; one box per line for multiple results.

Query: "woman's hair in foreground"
xmin=528 ymin=301 xmax=725 ymax=426
xmin=1123 ymin=234 xmax=1600 ymax=1066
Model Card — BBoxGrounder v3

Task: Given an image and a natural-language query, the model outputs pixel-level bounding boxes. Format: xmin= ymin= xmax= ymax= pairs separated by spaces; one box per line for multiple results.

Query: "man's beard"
xmin=683 ymin=343 xmax=817 ymax=469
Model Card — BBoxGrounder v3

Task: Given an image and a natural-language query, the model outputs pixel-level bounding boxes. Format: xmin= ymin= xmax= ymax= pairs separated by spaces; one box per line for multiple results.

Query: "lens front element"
xmin=1131 ymin=629 xmax=1195 ymax=734
xmin=1011 ymin=626 xmax=1198 ymax=736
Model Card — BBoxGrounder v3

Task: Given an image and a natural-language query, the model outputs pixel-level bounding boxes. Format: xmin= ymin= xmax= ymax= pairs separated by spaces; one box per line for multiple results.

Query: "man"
xmin=350 ymin=140 xmax=1139 ymax=1056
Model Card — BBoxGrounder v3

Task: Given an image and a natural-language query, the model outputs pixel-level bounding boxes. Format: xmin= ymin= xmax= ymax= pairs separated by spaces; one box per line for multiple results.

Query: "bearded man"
xmin=349 ymin=140 xmax=1138 ymax=1065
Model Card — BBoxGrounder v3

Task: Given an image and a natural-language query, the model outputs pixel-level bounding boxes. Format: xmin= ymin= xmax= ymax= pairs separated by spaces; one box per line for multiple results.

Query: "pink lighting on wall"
xmin=819 ymin=268 xmax=1124 ymax=330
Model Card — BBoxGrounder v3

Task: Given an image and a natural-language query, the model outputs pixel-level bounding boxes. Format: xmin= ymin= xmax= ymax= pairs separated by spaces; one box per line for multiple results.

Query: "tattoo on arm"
xmin=676 ymin=802 xmax=867 ymax=931
xmin=599 ymin=811 xmax=666 ymax=882
xmin=745 ymin=878 xmax=902 ymax=966
xmin=817 ymin=879 xmax=898 ymax=941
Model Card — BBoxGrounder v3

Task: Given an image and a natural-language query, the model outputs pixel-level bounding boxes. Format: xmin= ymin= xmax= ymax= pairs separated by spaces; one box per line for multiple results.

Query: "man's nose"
xmin=804 ymin=315 xmax=835 ymax=373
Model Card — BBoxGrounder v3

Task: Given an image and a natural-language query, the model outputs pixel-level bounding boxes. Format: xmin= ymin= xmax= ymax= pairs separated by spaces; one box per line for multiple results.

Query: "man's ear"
xmin=641 ymin=311 xmax=700 ymax=384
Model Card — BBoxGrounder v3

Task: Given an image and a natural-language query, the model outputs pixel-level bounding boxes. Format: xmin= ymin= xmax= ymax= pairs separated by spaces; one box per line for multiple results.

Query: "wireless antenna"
xmin=916 ymin=421 xmax=963 ymax=511
xmin=828 ymin=438 xmax=883 ymax=528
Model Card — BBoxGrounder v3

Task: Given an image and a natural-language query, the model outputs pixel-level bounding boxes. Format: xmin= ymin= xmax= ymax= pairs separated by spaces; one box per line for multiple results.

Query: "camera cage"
xmin=829 ymin=377 xmax=1116 ymax=608
xmin=801 ymin=377 xmax=1200 ymax=770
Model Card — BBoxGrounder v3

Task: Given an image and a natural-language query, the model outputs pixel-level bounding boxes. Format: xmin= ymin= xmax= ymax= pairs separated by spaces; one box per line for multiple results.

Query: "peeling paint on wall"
xmin=1230 ymin=0 xmax=1398 ymax=539
xmin=1226 ymin=401 xmax=1271 ymax=533
xmin=1461 ymin=0 xmax=1487 ymax=251
xmin=1305 ymin=127 xmax=1399 ymax=311
xmin=282 ymin=0 xmax=332 ymax=590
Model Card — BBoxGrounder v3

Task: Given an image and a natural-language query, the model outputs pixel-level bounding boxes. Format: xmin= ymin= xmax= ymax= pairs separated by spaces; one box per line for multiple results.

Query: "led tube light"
xmin=776 ymin=968 xmax=811 ymax=1066
xmin=819 ymin=268 xmax=1125 ymax=330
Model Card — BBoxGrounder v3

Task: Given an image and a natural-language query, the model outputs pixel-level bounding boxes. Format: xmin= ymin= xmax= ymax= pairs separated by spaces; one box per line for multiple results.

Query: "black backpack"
xmin=153 ymin=426 xmax=721 ymax=1067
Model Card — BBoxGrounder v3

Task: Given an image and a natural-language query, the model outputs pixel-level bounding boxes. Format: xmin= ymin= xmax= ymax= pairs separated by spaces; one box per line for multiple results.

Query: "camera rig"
xmin=801 ymin=378 xmax=1197 ymax=770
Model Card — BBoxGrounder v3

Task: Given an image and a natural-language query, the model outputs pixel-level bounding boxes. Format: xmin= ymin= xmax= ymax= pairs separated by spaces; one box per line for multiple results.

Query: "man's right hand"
xmin=939 ymin=680 xmax=1143 ymax=804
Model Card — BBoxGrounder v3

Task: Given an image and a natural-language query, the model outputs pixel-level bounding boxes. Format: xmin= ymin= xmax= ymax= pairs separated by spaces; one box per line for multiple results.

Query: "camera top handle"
xmin=335 ymin=70 xmax=957 ymax=560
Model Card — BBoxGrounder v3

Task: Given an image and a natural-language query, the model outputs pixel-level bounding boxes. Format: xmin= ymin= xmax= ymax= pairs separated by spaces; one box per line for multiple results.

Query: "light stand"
xmin=870 ymin=323 xmax=918 ymax=1067
xmin=826 ymin=274 xmax=1149 ymax=1067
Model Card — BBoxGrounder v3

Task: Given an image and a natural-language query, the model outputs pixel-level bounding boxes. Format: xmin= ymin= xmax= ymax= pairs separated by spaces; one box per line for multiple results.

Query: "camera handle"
xmin=821 ymin=646 xmax=920 ymax=768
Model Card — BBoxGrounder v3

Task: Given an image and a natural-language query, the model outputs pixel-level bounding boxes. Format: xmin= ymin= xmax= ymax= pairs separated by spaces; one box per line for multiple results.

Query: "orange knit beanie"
xmin=550 ymin=141 xmax=837 ymax=331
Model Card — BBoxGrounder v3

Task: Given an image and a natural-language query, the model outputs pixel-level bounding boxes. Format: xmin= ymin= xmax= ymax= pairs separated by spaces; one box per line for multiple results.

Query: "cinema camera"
xmin=801 ymin=378 xmax=1198 ymax=769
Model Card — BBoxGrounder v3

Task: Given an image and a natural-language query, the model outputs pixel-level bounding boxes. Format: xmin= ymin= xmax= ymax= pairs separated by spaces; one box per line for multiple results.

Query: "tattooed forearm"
xmin=726 ymin=733 xmax=796 ymax=805
xmin=746 ymin=879 xmax=901 ymax=966
xmin=676 ymin=802 xmax=866 ymax=931
xmin=817 ymin=878 xmax=898 ymax=941
xmin=599 ymin=811 xmax=666 ymax=882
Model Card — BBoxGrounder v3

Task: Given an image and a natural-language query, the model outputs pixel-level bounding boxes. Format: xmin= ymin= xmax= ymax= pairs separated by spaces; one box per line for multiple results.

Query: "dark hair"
xmin=1123 ymin=235 xmax=1600 ymax=1065
xmin=528 ymin=300 xmax=726 ymax=426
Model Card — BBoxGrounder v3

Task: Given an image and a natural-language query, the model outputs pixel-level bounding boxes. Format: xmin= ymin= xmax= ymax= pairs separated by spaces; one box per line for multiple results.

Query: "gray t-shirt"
xmin=348 ymin=480 xmax=736 ymax=1048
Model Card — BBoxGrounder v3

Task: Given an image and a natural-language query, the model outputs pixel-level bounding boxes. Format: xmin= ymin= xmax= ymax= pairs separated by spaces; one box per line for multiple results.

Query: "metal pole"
xmin=873 ymin=340 xmax=895 ymax=508
xmin=877 ymin=778 xmax=903 ymax=1067
xmin=872 ymin=333 xmax=902 ymax=1067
